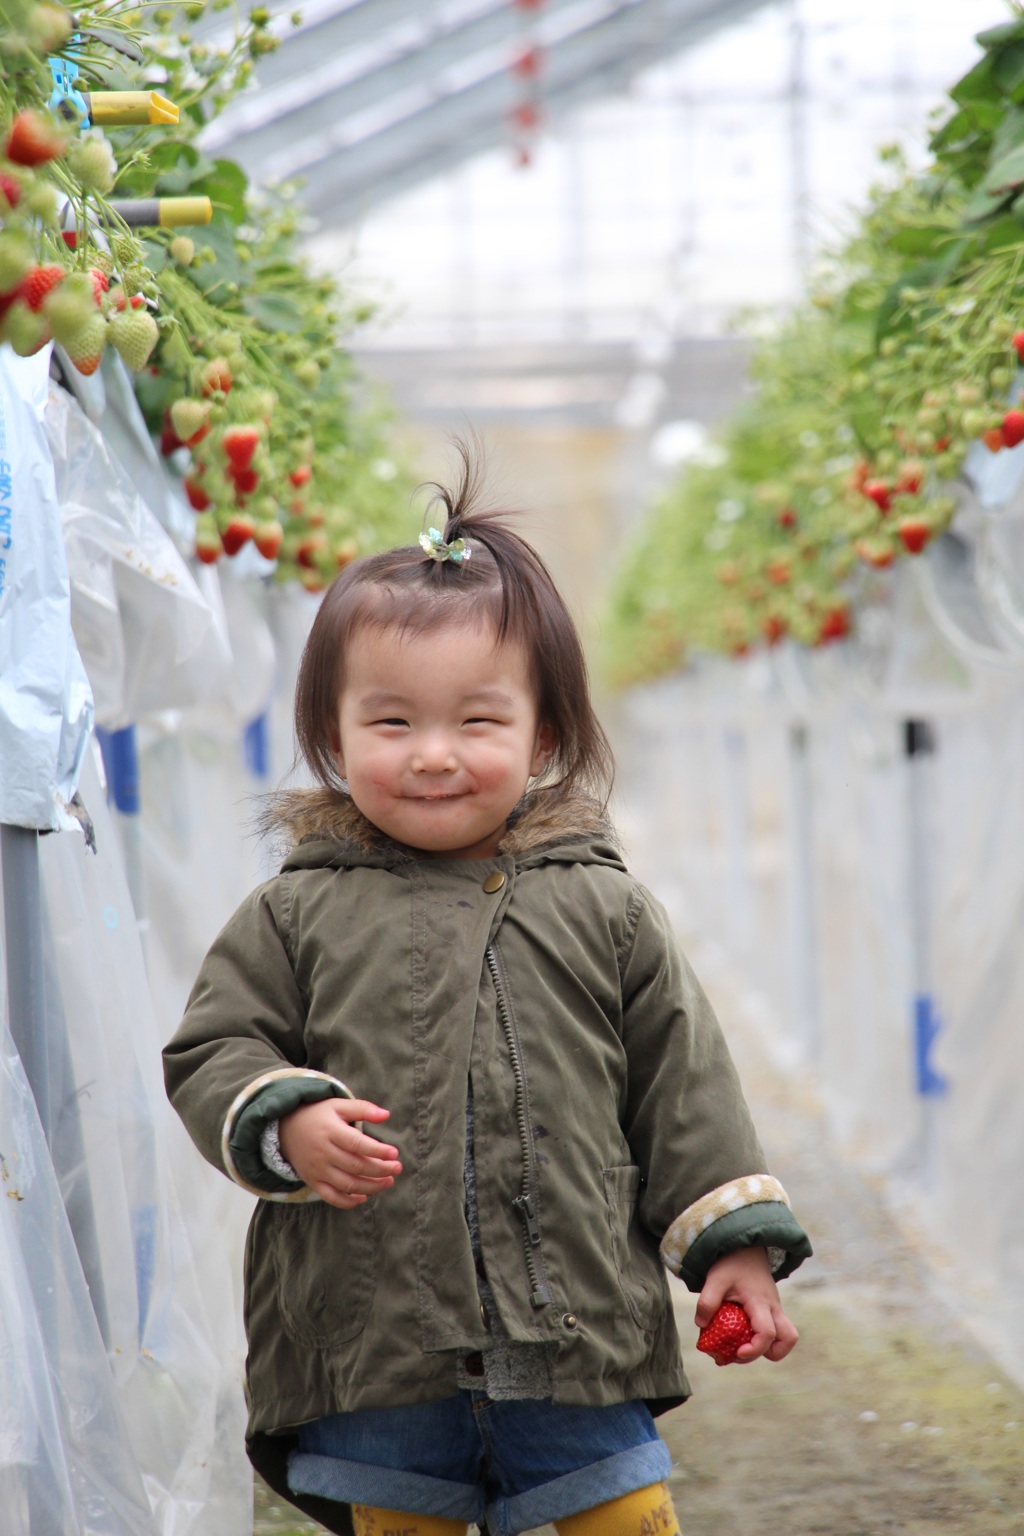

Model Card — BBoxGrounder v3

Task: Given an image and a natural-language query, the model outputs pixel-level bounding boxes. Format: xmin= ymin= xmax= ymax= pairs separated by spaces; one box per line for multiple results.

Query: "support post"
xmin=905 ymin=718 xmax=948 ymax=1183
xmin=787 ymin=722 xmax=820 ymax=1064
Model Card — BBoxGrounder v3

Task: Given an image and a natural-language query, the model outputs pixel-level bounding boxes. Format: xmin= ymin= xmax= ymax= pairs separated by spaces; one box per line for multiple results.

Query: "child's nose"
xmin=411 ymin=731 xmax=457 ymax=773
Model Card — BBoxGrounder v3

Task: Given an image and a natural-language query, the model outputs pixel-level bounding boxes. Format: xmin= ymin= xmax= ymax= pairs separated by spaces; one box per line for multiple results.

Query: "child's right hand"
xmin=279 ymin=1099 xmax=402 ymax=1209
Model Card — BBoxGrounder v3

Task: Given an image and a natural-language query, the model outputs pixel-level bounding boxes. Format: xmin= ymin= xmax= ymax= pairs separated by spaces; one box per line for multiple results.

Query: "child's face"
xmin=333 ymin=619 xmax=555 ymax=859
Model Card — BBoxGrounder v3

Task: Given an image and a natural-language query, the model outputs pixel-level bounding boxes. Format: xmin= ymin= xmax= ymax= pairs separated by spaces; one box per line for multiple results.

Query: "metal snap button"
xmin=480 ymin=1301 xmax=491 ymax=1330
xmin=562 ymin=1313 xmax=578 ymax=1331
xmin=482 ymin=872 xmax=505 ymax=894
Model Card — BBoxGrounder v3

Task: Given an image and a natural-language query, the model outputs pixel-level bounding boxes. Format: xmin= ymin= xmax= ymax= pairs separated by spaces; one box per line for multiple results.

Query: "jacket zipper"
xmin=485 ymin=941 xmax=552 ymax=1309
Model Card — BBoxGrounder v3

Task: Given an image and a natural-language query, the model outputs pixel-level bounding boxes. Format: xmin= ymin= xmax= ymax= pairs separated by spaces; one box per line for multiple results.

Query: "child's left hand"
xmin=695 ymin=1245 xmax=799 ymax=1364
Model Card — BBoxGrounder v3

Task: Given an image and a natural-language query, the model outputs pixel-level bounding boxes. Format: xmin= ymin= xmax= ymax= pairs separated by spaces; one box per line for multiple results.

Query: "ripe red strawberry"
xmin=862 ymin=479 xmax=892 ymax=513
xmin=818 ymin=604 xmax=851 ymax=644
xmin=222 ymin=423 xmax=259 ymax=471
xmin=696 ymin=1303 xmax=754 ymax=1366
xmin=0 ymin=173 xmax=21 ymax=211
xmin=1001 ymin=408 xmax=1024 ymax=448
xmin=194 ymin=514 xmax=223 ymax=564
xmin=296 ymin=532 xmax=328 ymax=569
xmin=220 ymin=512 xmax=255 ymax=556
xmin=200 ymin=356 xmax=233 ymax=397
xmin=253 ymin=519 xmax=284 ymax=560
xmin=228 ymin=464 xmax=260 ymax=496
xmin=761 ymin=614 xmax=787 ymax=645
xmin=983 ymin=427 xmax=1004 ymax=454
xmin=1014 ymin=331 xmax=1024 ymax=365
xmin=5 ymin=110 xmax=69 ymax=168
xmin=19 ymin=264 xmax=65 ymax=312
xmin=776 ymin=507 xmax=798 ymax=530
xmin=289 ymin=463 xmax=312 ymax=488
xmin=898 ymin=516 xmax=932 ymax=555
xmin=184 ymin=475 xmax=211 ymax=512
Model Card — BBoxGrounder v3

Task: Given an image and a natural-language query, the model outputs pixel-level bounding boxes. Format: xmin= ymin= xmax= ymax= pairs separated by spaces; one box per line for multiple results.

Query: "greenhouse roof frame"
xmin=201 ymin=0 xmax=773 ymax=229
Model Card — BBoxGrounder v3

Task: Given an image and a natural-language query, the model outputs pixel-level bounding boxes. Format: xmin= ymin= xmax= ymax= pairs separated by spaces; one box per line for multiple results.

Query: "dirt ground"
xmin=253 ymin=961 xmax=1024 ymax=1536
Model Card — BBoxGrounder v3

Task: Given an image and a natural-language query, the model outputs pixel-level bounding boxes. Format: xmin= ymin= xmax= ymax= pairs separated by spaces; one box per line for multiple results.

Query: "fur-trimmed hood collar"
xmin=261 ymin=785 xmax=623 ymax=872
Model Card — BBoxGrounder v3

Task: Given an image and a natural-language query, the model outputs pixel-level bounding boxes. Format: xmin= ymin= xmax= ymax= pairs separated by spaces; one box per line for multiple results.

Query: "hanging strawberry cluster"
xmin=0 ymin=5 xmax=163 ymax=377
xmin=605 ymin=16 xmax=1024 ymax=682
xmin=1 ymin=0 xmax=414 ymax=580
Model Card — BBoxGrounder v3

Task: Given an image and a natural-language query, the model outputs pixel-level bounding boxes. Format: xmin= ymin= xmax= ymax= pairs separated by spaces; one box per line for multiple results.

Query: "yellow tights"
xmin=351 ymin=1482 xmax=680 ymax=1536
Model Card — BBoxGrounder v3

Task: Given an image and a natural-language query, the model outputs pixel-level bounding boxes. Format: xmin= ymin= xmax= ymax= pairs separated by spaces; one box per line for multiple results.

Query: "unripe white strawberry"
xmin=42 ymin=283 xmax=95 ymax=347
xmin=111 ymin=234 xmax=141 ymax=268
xmin=170 ymin=396 xmax=211 ymax=446
xmin=26 ymin=3 xmax=73 ymax=53
xmin=170 ymin=235 xmax=195 ymax=266
xmin=1 ymin=299 xmax=50 ymax=356
xmin=119 ymin=264 xmax=148 ymax=296
xmin=61 ymin=310 xmax=108 ymax=375
xmin=68 ymin=133 xmax=117 ymax=195
xmin=0 ymin=233 xmax=33 ymax=296
xmin=109 ymin=306 xmax=159 ymax=371
xmin=21 ymin=179 xmax=58 ymax=223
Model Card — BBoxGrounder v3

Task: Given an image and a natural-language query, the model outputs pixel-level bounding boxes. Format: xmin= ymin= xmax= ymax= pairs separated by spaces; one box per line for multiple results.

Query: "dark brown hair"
xmin=294 ymin=440 xmax=613 ymax=808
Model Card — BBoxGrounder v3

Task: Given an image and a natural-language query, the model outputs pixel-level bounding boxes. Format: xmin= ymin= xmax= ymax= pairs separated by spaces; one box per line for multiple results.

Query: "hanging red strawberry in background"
xmin=4 ymin=109 xmax=69 ymax=167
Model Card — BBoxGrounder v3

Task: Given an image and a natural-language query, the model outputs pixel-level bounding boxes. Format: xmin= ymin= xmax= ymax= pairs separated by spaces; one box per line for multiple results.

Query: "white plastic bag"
xmin=43 ymin=384 xmax=231 ymax=729
xmin=0 ymin=349 xmax=94 ymax=830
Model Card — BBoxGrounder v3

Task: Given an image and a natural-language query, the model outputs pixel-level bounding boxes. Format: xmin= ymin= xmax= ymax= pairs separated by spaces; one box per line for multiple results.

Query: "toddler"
xmin=163 ymin=450 xmax=811 ymax=1536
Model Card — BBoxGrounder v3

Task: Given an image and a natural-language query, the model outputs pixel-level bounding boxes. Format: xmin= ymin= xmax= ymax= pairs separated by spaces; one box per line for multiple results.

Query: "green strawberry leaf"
xmin=992 ymin=41 xmax=1024 ymax=100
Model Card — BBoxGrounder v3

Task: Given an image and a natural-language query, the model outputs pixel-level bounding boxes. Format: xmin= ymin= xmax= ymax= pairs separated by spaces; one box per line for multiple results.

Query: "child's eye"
xmin=374 ymin=717 xmax=408 ymax=727
xmin=464 ymin=717 xmax=498 ymax=726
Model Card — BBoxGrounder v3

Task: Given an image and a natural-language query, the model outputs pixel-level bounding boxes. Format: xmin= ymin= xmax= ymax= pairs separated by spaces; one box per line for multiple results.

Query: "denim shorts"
xmin=287 ymin=1392 xmax=672 ymax=1536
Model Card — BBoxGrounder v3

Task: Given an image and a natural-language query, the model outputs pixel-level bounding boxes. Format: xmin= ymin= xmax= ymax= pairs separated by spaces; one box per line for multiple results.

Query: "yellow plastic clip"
xmin=85 ymin=91 xmax=179 ymax=126
xmin=159 ymin=196 xmax=212 ymax=228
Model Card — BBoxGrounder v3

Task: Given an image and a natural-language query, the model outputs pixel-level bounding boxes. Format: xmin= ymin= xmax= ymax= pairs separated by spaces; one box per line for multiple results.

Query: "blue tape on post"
xmin=914 ymin=994 xmax=949 ymax=1097
xmin=95 ymin=725 xmax=140 ymax=815
xmin=243 ymin=712 xmax=270 ymax=779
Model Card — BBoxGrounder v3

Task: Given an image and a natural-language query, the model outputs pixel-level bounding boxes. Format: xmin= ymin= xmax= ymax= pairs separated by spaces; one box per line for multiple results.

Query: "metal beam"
xmin=202 ymin=0 xmax=771 ymax=227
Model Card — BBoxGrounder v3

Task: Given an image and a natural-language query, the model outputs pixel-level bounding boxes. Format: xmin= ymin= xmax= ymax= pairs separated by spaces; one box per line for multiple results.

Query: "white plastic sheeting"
xmin=616 ymin=556 xmax=1024 ymax=1389
xmin=44 ymin=380 xmax=231 ymax=731
xmin=0 ymin=349 xmax=93 ymax=831
xmin=1 ymin=358 xmax=262 ymax=1535
xmin=0 ymin=975 xmax=159 ymax=1536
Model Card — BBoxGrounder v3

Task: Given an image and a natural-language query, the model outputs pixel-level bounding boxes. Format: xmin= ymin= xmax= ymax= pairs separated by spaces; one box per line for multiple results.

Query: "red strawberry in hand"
xmin=696 ymin=1302 xmax=754 ymax=1366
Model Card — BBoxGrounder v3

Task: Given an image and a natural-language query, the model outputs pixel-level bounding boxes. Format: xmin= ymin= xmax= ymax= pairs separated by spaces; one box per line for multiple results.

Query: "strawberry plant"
xmin=1 ymin=2 xmax=413 ymax=577
xmin=605 ymin=13 xmax=1024 ymax=678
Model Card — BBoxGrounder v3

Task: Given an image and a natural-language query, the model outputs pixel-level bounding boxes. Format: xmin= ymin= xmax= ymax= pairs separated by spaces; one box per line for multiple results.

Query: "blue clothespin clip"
xmin=49 ymin=45 xmax=90 ymax=128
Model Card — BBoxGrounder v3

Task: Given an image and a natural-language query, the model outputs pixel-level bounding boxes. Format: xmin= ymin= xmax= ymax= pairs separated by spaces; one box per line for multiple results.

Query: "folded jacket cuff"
xmin=660 ymin=1174 xmax=813 ymax=1291
xmin=221 ymin=1068 xmax=354 ymax=1201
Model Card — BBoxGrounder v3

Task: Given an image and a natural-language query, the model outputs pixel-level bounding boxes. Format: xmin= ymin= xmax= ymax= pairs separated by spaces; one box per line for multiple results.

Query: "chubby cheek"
xmin=346 ymin=745 xmax=402 ymax=800
xmin=470 ymin=745 xmax=533 ymax=797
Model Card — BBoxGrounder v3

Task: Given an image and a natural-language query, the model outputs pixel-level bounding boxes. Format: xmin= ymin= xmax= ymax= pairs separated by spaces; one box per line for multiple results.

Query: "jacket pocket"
xmin=603 ymin=1165 xmax=665 ymax=1330
xmin=270 ymin=1198 xmax=378 ymax=1348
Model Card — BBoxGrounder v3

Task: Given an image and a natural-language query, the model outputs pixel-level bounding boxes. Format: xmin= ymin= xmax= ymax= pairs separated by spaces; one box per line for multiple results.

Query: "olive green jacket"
xmin=163 ymin=788 xmax=810 ymax=1532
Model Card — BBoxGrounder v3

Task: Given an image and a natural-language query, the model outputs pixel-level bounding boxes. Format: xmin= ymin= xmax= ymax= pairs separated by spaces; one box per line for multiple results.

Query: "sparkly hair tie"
xmin=419 ymin=526 xmax=471 ymax=564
